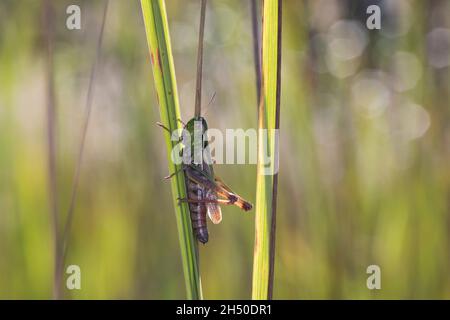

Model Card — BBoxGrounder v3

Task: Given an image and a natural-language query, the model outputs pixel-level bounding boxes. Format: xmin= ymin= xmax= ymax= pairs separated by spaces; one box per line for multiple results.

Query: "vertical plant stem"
xmin=250 ymin=0 xmax=262 ymax=105
xmin=140 ymin=0 xmax=202 ymax=300
xmin=252 ymin=0 xmax=282 ymax=300
xmin=43 ymin=0 xmax=61 ymax=300
xmin=194 ymin=0 xmax=207 ymax=118
xmin=268 ymin=0 xmax=282 ymax=299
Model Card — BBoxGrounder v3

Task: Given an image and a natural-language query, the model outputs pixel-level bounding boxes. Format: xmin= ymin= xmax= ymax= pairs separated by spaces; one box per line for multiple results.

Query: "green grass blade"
xmin=140 ymin=0 xmax=202 ymax=300
xmin=252 ymin=0 xmax=281 ymax=300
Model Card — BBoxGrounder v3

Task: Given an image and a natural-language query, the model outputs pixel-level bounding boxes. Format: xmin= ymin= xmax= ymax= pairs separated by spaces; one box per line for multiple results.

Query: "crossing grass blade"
xmin=252 ymin=0 xmax=282 ymax=300
xmin=140 ymin=0 xmax=202 ymax=300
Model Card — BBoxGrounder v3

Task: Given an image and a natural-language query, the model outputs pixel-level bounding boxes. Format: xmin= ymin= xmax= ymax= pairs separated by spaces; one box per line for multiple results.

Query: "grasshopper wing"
xmin=207 ymin=204 xmax=222 ymax=224
xmin=185 ymin=165 xmax=252 ymax=211
xmin=206 ymin=190 xmax=222 ymax=224
xmin=214 ymin=176 xmax=253 ymax=211
xmin=206 ymin=203 xmax=222 ymax=224
xmin=185 ymin=165 xmax=217 ymax=190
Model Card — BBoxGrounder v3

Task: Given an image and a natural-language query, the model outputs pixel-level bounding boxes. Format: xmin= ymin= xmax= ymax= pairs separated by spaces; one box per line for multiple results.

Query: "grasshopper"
xmin=158 ymin=116 xmax=252 ymax=244
xmin=158 ymin=0 xmax=251 ymax=244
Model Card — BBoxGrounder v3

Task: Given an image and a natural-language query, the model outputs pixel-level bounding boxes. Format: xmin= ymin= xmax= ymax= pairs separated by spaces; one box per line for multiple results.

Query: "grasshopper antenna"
xmin=202 ymin=91 xmax=216 ymax=117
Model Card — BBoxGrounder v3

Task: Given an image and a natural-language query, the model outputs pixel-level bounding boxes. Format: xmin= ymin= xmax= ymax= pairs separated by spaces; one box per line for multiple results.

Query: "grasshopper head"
xmin=185 ymin=116 xmax=209 ymax=152
xmin=185 ymin=116 xmax=208 ymax=134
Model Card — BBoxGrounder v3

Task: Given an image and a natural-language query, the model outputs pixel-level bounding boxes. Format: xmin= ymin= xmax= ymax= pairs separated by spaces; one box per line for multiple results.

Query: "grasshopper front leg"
xmin=164 ymin=168 xmax=184 ymax=180
xmin=156 ymin=122 xmax=186 ymax=179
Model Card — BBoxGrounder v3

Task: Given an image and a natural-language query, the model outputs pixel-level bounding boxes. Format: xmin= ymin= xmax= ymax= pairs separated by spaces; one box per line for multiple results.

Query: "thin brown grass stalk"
xmin=59 ymin=0 xmax=109 ymax=297
xmin=194 ymin=0 xmax=207 ymax=118
xmin=43 ymin=0 xmax=61 ymax=300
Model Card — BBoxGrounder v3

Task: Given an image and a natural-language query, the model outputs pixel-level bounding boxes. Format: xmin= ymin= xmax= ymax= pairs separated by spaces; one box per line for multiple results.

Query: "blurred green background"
xmin=0 ymin=0 xmax=449 ymax=299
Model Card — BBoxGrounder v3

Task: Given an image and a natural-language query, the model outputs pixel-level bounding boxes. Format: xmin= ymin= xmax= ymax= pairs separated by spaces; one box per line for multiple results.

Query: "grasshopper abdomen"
xmin=186 ymin=177 xmax=209 ymax=244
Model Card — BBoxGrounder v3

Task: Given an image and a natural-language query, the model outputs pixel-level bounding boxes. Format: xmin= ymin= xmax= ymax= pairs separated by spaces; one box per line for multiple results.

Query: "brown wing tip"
xmin=235 ymin=200 xmax=252 ymax=211
xmin=227 ymin=194 xmax=252 ymax=211
xmin=243 ymin=202 xmax=252 ymax=211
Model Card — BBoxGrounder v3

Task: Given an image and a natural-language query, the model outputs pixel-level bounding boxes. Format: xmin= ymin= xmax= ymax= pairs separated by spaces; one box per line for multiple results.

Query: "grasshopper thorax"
xmin=185 ymin=116 xmax=209 ymax=149
xmin=183 ymin=116 xmax=210 ymax=167
xmin=185 ymin=116 xmax=208 ymax=134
